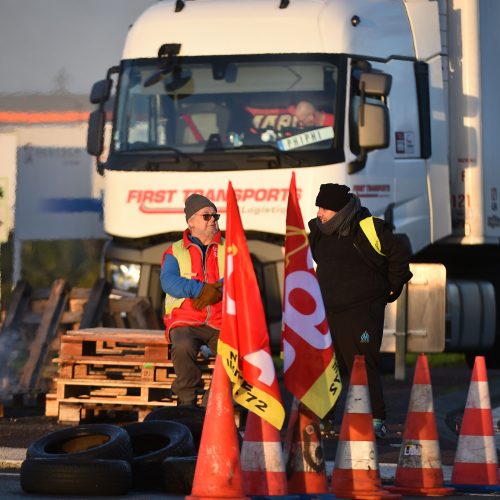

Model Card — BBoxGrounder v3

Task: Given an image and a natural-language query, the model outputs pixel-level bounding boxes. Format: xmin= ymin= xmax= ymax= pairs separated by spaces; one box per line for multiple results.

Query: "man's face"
xmin=295 ymin=101 xmax=316 ymax=127
xmin=317 ymin=206 xmax=337 ymax=223
xmin=189 ymin=206 xmax=219 ymax=241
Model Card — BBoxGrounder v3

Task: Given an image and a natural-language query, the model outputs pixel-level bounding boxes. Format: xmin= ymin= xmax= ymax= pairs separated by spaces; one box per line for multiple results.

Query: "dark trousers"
xmin=327 ymin=297 xmax=386 ymax=420
xmin=170 ymin=324 xmax=219 ymax=405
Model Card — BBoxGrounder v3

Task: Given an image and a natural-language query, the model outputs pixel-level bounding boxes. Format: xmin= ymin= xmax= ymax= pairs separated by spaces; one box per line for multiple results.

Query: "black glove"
xmin=192 ymin=282 xmax=223 ymax=310
xmin=387 ymin=286 xmax=403 ymax=303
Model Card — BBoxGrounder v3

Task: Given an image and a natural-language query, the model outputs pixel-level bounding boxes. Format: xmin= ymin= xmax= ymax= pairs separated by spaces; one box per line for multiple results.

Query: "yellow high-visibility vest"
xmin=359 ymin=216 xmax=385 ymax=256
xmin=164 ymin=239 xmax=225 ymax=314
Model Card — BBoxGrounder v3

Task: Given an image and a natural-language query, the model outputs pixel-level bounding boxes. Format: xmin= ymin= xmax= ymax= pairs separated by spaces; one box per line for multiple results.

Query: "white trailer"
xmin=87 ymin=0 xmax=500 ymax=368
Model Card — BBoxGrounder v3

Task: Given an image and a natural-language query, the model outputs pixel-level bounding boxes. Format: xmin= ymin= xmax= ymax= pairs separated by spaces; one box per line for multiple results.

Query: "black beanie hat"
xmin=184 ymin=194 xmax=217 ymax=221
xmin=315 ymin=183 xmax=351 ymax=211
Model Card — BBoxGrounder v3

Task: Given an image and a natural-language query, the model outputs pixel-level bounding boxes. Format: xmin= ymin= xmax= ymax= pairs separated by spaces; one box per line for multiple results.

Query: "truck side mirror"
xmin=359 ymin=72 xmax=392 ymax=97
xmin=87 ymin=109 xmax=105 ymax=157
xmin=359 ymin=101 xmax=389 ymax=150
xmin=348 ymin=71 xmax=392 ymax=175
xmin=90 ymin=79 xmax=112 ymax=105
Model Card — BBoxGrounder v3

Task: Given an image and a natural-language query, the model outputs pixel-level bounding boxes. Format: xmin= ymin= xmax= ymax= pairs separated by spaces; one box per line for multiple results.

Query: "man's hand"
xmin=192 ymin=282 xmax=223 ymax=310
xmin=387 ymin=286 xmax=403 ymax=303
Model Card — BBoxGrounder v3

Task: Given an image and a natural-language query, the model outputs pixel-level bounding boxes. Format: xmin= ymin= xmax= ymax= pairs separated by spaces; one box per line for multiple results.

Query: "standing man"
xmin=308 ymin=183 xmax=412 ymax=438
xmin=160 ymin=194 xmax=225 ymax=407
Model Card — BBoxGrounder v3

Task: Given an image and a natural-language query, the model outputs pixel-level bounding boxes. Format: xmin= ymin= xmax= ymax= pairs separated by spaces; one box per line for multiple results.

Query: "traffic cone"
xmin=331 ymin=355 xmax=401 ymax=500
xmin=283 ymin=398 xmax=332 ymax=498
xmin=449 ymin=356 xmax=500 ymax=493
xmin=186 ymin=355 xmax=249 ymax=500
xmin=386 ymin=353 xmax=454 ymax=496
xmin=241 ymin=411 xmax=290 ymax=498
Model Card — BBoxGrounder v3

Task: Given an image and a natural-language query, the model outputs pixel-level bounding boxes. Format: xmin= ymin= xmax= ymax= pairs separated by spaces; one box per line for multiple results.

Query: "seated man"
xmin=294 ymin=100 xmax=334 ymax=128
xmin=160 ymin=194 xmax=224 ymax=406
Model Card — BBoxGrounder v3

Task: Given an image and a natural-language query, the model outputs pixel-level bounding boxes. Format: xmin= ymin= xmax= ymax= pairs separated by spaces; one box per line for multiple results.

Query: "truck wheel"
xmin=144 ymin=406 xmax=206 ymax=448
xmin=162 ymin=455 xmax=197 ymax=494
xmin=20 ymin=458 xmax=132 ymax=496
xmin=123 ymin=420 xmax=195 ymax=488
xmin=26 ymin=424 xmax=132 ymax=461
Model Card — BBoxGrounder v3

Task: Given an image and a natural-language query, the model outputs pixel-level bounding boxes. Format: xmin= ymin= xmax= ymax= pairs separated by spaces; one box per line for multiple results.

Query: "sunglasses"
xmin=199 ymin=213 xmax=221 ymax=221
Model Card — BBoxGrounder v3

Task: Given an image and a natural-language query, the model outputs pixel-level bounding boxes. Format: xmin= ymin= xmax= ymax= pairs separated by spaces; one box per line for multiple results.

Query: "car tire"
xmin=20 ymin=458 xmax=132 ymax=496
xmin=123 ymin=420 xmax=195 ymax=488
xmin=144 ymin=406 xmax=206 ymax=448
xmin=26 ymin=423 xmax=133 ymax=462
xmin=162 ymin=455 xmax=197 ymax=494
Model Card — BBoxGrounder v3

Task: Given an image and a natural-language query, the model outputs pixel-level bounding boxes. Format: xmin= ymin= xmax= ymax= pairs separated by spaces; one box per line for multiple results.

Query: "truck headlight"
xmin=106 ymin=261 xmax=141 ymax=294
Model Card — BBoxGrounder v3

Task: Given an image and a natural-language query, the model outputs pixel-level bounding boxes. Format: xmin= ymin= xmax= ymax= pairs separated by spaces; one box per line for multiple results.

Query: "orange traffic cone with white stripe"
xmin=283 ymin=398 xmax=331 ymax=497
xmin=386 ymin=353 xmax=454 ymax=496
xmin=450 ymin=356 xmax=500 ymax=493
xmin=331 ymin=355 xmax=401 ymax=500
xmin=186 ymin=355 xmax=249 ymax=500
xmin=241 ymin=411 xmax=289 ymax=497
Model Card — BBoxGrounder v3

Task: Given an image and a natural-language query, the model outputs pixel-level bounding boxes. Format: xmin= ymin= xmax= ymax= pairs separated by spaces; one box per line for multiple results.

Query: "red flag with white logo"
xmin=218 ymin=181 xmax=285 ymax=430
xmin=282 ymin=173 xmax=341 ymax=418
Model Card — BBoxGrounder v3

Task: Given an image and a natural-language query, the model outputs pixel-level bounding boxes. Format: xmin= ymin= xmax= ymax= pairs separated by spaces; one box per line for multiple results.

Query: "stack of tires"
xmin=20 ymin=407 xmax=205 ymax=496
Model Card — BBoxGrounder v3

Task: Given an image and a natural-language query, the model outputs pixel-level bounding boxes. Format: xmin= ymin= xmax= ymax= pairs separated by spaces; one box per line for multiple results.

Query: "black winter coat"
xmin=308 ymin=207 xmax=413 ymax=313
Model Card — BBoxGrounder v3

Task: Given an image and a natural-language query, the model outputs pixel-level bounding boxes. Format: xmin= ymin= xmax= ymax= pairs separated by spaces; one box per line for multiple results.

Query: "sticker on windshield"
xmin=277 ymin=127 xmax=334 ymax=151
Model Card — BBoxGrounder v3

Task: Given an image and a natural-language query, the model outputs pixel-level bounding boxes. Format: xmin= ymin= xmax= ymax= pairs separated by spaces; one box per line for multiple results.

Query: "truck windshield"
xmin=112 ymin=54 xmax=345 ymax=168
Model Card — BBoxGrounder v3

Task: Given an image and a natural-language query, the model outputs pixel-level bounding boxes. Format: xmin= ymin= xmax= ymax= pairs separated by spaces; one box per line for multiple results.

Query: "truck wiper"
xmin=127 ymin=145 xmax=202 ymax=168
xmin=237 ymin=144 xmax=303 ymax=167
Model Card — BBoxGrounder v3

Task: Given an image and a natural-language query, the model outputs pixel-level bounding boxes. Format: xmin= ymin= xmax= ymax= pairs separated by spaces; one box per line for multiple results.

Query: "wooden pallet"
xmin=59 ymin=328 xmax=169 ymax=360
xmin=55 ymin=377 xmax=210 ymax=400
xmin=55 ymin=356 xmax=213 ymax=383
xmin=47 ymin=327 xmax=215 ymax=422
xmin=1 ymin=279 xmax=162 ymax=402
xmin=47 ymin=397 xmax=199 ymax=423
xmin=48 ymin=384 xmax=207 ymax=422
xmin=6 ymin=279 xmax=71 ymax=397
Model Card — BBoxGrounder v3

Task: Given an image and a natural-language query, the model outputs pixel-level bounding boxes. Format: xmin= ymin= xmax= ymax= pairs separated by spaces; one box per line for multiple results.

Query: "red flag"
xmin=218 ymin=181 xmax=285 ymax=430
xmin=282 ymin=173 xmax=341 ymax=418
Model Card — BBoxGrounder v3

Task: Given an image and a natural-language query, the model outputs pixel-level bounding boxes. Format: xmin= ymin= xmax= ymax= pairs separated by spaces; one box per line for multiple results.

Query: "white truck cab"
xmin=87 ymin=0 xmax=500 ymax=367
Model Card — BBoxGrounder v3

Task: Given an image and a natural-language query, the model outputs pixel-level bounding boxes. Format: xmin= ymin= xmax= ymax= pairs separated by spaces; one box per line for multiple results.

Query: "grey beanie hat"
xmin=184 ymin=193 xmax=217 ymax=221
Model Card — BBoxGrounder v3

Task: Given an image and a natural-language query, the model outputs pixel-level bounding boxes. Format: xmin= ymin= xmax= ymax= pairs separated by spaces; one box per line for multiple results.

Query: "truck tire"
xmin=20 ymin=458 xmax=132 ymax=496
xmin=162 ymin=455 xmax=197 ymax=494
xmin=144 ymin=406 xmax=206 ymax=448
xmin=123 ymin=420 xmax=195 ymax=488
xmin=26 ymin=423 xmax=133 ymax=461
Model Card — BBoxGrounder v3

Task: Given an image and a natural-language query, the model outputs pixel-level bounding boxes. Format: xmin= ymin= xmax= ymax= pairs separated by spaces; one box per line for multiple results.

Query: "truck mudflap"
xmin=382 ymin=263 xmax=446 ymax=353
xmin=381 ymin=263 xmax=496 ymax=354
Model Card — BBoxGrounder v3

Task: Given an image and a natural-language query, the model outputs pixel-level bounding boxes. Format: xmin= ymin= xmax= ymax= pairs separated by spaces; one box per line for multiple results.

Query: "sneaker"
xmin=319 ymin=418 xmax=336 ymax=439
xmin=373 ymin=419 xmax=387 ymax=439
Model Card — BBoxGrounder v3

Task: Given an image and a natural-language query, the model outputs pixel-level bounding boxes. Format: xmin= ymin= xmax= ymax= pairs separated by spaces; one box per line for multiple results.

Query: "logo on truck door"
xmin=352 ymin=184 xmax=391 ymax=198
xmin=126 ymin=187 xmax=300 ymax=214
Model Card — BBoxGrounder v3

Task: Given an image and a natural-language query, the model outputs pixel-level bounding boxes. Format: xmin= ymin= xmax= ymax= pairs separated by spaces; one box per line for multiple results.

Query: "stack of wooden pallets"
xmin=1 ymin=279 xmax=85 ymax=402
xmin=46 ymin=328 xmax=214 ymax=423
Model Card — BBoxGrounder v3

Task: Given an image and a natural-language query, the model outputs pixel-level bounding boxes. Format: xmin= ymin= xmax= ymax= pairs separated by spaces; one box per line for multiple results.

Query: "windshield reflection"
xmin=113 ymin=55 xmax=340 ymax=163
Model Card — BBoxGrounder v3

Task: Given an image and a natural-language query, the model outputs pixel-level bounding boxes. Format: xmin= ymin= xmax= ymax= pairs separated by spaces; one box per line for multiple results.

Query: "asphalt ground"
xmin=321 ymin=363 xmax=500 ymax=466
xmin=0 ymin=362 xmax=499 ymax=491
